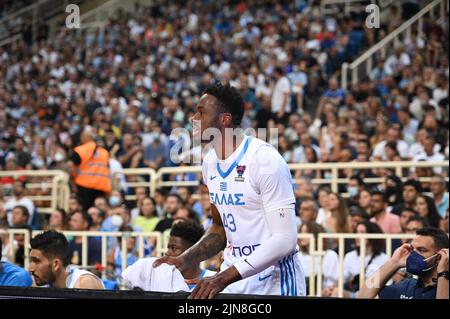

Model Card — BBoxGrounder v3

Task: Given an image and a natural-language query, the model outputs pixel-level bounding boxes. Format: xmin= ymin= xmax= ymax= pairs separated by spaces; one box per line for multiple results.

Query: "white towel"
xmin=122 ymin=257 xmax=189 ymax=292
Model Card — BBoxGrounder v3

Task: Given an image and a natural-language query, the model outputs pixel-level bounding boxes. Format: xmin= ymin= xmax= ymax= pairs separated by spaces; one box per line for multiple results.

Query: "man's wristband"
xmin=437 ymin=271 xmax=449 ymax=280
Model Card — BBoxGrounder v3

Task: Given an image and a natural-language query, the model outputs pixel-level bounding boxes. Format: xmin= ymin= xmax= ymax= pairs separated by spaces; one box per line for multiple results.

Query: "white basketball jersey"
xmin=66 ymin=268 xmax=105 ymax=289
xmin=202 ymin=135 xmax=296 ymax=271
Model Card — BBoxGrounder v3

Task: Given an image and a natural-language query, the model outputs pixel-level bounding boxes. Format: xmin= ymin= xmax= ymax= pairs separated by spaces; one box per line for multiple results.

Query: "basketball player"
xmin=29 ymin=230 xmax=104 ymax=289
xmin=166 ymin=220 xmax=216 ymax=291
xmin=154 ymin=83 xmax=305 ymax=298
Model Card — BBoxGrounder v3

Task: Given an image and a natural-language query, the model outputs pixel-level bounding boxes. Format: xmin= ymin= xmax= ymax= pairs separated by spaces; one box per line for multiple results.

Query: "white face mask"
xmin=348 ymin=186 xmax=359 ymax=197
xmin=33 ymin=158 xmax=44 ymax=168
xmin=111 ymin=215 xmax=123 ymax=228
xmin=54 ymin=152 xmax=64 ymax=162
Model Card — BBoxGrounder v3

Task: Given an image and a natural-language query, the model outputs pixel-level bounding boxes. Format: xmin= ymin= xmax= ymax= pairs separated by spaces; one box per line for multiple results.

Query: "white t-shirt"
xmin=271 ymin=77 xmax=291 ymax=113
xmin=372 ymin=140 xmax=409 ymax=160
xmin=122 ymin=257 xmax=189 ymax=292
xmin=384 ymin=53 xmax=411 ymax=76
xmin=299 ymin=249 xmax=339 ymax=288
xmin=412 ymin=152 xmax=446 ymax=174
xmin=316 ymin=208 xmax=328 ymax=226
xmin=408 ymin=142 xmax=440 ymax=159
xmin=5 ymin=197 xmax=35 ymax=226
xmin=292 ymin=145 xmax=321 ymax=163
xmin=343 ymin=250 xmax=389 ymax=284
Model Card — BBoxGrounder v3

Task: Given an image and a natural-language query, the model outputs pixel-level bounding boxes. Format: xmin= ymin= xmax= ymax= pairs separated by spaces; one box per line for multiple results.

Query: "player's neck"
xmin=214 ymin=129 xmax=245 ymax=161
xmin=54 ymin=271 xmax=70 ymax=289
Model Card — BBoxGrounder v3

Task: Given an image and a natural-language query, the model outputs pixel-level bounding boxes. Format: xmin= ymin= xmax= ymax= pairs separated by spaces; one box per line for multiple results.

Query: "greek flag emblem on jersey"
xmin=220 ymin=182 xmax=227 ymax=192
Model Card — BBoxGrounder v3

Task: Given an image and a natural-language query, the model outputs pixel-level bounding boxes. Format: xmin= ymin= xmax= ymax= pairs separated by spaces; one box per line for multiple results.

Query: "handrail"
xmin=0 ymin=170 xmax=69 ymax=214
xmin=1 ymin=161 xmax=446 ymax=218
xmin=119 ymin=168 xmax=157 ymax=197
xmin=151 ymin=161 xmax=448 ymax=194
xmin=341 ymin=0 xmax=447 ymax=88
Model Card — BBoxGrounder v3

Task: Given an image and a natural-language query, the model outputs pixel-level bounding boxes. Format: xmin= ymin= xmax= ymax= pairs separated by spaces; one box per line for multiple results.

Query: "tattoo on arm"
xmin=183 ymin=204 xmax=226 ymax=265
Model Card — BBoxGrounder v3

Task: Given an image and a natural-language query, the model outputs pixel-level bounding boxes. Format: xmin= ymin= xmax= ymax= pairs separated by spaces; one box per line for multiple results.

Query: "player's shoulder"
xmin=250 ymin=137 xmax=285 ymax=162
xmin=202 ymin=146 xmax=216 ymax=167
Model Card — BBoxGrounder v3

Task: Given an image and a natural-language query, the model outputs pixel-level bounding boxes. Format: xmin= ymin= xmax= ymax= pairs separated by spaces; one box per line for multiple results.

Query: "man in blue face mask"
xmin=358 ymin=227 xmax=448 ymax=299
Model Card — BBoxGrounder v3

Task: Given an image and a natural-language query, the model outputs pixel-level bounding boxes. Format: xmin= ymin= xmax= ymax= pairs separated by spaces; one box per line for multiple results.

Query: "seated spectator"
xmin=172 ymin=206 xmax=199 ymax=224
xmin=412 ymin=134 xmax=445 ymax=174
xmin=442 ymin=209 xmax=448 ymax=234
xmin=347 ymin=175 xmax=365 ymax=207
xmin=154 ymin=194 xmax=183 ymax=233
xmin=384 ymin=174 xmax=404 ymax=209
xmin=299 ymin=221 xmax=339 ymax=295
xmin=132 ymin=196 xmax=160 ymax=232
xmin=0 ymin=237 xmax=32 ymax=287
xmin=323 ymin=192 xmax=350 ymax=234
xmin=10 ymin=205 xmax=29 ymax=228
xmin=400 ymin=208 xmax=419 ymax=233
xmin=348 ymin=206 xmax=371 ymax=233
xmin=47 ymin=208 xmax=69 ymax=232
xmin=415 ymin=194 xmax=443 ymax=229
xmin=143 ymin=137 xmax=168 ymax=169
xmin=87 ymin=206 xmax=105 ymax=231
xmin=298 ymin=199 xmax=319 ymax=231
xmin=358 ymin=227 xmax=449 ymax=299
xmin=357 ymin=188 xmax=372 ymax=215
xmin=430 ymin=174 xmax=449 ymax=218
xmin=165 ymin=220 xmax=216 ymax=291
xmin=372 ymin=126 xmax=409 ymax=161
xmin=405 ymin=216 xmax=430 ymax=235
xmin=322 ymin=78 xmax=345 ymax=106
xmin=392 ymin=179 xmax=421 ymax=215
xmin=68 ymin=195 xmax=83 ymax=215
xmin=68 ymin=211 xmax=101 ymax=266
xmin=29 ymin=231 xmax=104 ymax=289
xmin=327 ymin=221 xmax=388 ymax=298
xmin=370 ymin=191 xmax=402 ymax=234
xmin=315 ymin=187 xmax=331 ymax=226
xmin=107 ymin=225 xmax=139 ymax=277
xmin=4 ymin=180 xmax=35 ymax=227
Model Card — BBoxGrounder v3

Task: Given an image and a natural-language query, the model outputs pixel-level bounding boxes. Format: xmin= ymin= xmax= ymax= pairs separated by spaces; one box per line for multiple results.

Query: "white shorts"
xmin=222 ymin=252 xmax=306 ymax=297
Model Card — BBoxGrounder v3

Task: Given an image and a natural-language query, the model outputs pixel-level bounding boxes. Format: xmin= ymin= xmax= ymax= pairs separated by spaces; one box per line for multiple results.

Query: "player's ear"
xmin=53 ymin=258 xmax=62 ymax=272
xmin=221 ymin=113 xmax=232 ymax=126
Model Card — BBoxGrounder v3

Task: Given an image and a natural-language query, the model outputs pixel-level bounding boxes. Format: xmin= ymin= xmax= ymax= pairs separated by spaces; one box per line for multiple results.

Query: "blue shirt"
xmin=379 ymin=278 xmax=436 ymax=299
xmin=434 ymin=193 xmax=449 ymax=218
xmin=0 ymin=261 xmax=33 ymax=287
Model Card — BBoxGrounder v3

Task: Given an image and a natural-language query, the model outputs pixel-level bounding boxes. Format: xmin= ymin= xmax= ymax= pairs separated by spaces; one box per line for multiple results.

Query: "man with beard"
xmin=370 ymin=191 xmax=402 ymax=234
xmin=28 ymin=230 xmax=104 ymax=289
xmin=358 ymin=227 xmax=449 ymax=299
xmin=392 ymin=179 xmax=421 ymax=216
